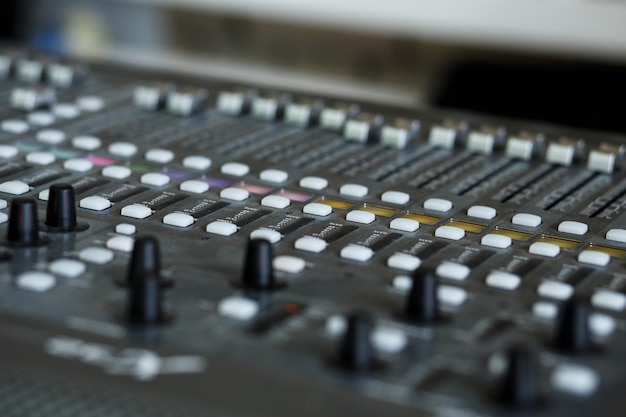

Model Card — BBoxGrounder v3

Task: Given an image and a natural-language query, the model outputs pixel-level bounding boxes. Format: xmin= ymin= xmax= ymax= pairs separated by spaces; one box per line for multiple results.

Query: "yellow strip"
xmin=400 ymin=212 xmax=442 ymax=225
xmin=537 ymin=235 xmax=581 ymax=250
xmin=491 ymin=227 xmax=533 ymax=241
xmin=587 ymin=244 xmax=626 ymax=258
xmin=358 ymin=204 xmax=397 ymax=217
xmin=447 ymin=219 xmax=487 ymax=233
xmin=316 ymin=197 xmax=354 ymax=210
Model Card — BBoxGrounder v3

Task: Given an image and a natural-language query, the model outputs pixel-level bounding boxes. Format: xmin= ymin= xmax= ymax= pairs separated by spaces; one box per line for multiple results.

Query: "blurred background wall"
xmin=7 ymin=0 xmax=626 ymax=133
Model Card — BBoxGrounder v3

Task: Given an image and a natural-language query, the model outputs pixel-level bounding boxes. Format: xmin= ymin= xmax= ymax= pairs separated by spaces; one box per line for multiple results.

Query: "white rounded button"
xmin=206 ymin=221 xmax=237 ymax=236
xmin=424 ymin=198 xmax=453 ymax=212
xmin=299 ymin=176 xmax=328 ymax=190
xmin=180 ymin=180 xmax=209 ymax=194
xmin=108 ymin=142 xmax=138 ymax=157
xmin=183 ymin=155 xmax=211 ymax=170
xmin=72 ymin=135 xmax=101 ymax=151
xmin=145 ymin=149 xmax=174 ymax=164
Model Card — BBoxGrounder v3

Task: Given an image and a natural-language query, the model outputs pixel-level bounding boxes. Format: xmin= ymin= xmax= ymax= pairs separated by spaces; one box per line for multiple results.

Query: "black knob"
xmin=127 ymin=236 xmax=161 ymax=285
xmin=406 ymin=269 xmax=439 ymax=323
xmin=126 ymin=236 xmax=165 ymax=325
xmin=127 ymin=269 xmax=163 ymax=325
xmin=45 ymin=183 xmax=79 ymax=231
xmin=338 ymin=311 xmax=374 ymax=371
xmin=498 ymin=345 xmax=540 ymax=408
xmin=241 ymin=238 xmax=275 ymax=290
xmin=556 ymin=296 xmax=591 ymax=354
xmin=6 ymin=198 xmax=43 ymax=246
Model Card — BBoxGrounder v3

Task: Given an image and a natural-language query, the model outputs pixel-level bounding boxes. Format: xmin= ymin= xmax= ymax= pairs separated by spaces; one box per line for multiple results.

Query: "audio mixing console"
xmin=1 ymin=48 xmax=626 ymax=417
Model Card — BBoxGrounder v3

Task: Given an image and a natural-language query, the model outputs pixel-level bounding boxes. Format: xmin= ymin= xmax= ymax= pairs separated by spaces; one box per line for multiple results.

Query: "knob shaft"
xmin=127 ymin=236 xmax=161 ymax=285
xmin=127 ymin=270 xmax=163 ymax=324
xmin=406 ymin=269 xmax=439 ymax=323
xmin=7 ymin=198 xmax=41 ymax=246
xmin=338 ymin=311 xmax=374 ymax=371
xmin=556 ymin=296 xmax=591 ymax=354
xmin=242 ymin=238 xmax=275 ymax=289
xmin=45 ymin=183 xmax=78 ymax=231
xmin=498 ymin=345 xmax=540 ymax=407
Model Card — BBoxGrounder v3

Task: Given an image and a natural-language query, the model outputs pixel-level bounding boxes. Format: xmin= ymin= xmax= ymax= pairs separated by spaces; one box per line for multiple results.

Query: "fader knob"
xmin=556 ymin=296 xmax=591 ymax=354
xmin=45 ymin=183 xmax=86 ymax=231
xmin=241 ymin=238 xmax=275 ymax=290
xmin=127 ymin=269 xmax=163 ymax=325
xmin=405 ymin=269 xmax=439 ymax=323
xmin=338 ymin=311 xmax=374 ymax=371
xmin=127 ymin=236 xmax=161 ymax=285
xmin=498 ymin=346 xmax=540 ymax=408
xmin=6 ymin=198 xmax=46 ymax=246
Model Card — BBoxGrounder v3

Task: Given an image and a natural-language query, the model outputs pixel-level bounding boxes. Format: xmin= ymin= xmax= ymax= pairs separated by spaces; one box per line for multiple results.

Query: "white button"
xmin=438 ymin=285 xmax=468 ymax=306
xmin=371 ymin=328 xmax=407 ymax=354
xmin=606 ymin=228 xmax=626 ymax=243
xmin=220 ymin=187 xmax=249 ymax=201
xmin=481 ymin=234 xmax=512 ymax=249
xmin=48 ymin=259 xmax=86 ymax=279
xmin=250 ymin=228 xmax=282 ymax=243
xmin=340 ymin=245 xmax=374 ymax=262
xmin=435 ymin=225 xmax=465 ymax=240
xmin=392 ymin=275 xmax=412 ymax=292
xmin=346 ymin=210 xmax=375 ymax=224
xmin=273 ymin=255 xmax=306 ymax=274
xmin=294 ymin=236 xmax=327 ymax=253
xmin=218 ymin=296 xmax=259 ymax=321
xmin=0 ymin=145 xmax=18 ymax=159
xmin=380 ymin=126 xmax=411 ymax=149
xmin=26 ymin=151 xmax=56 ymax=165
xmin=428 ymin=126 xmax=455 ymax=149
xmin=343 ymin=119 xmax=370 ymax=143
xmin=578 ymin=250 xmax=610 ymax=266
xmin=27 ymin=111 xmax=55 ymax=126
xmin=38 ymin=189 xmax=50 ymax=201
xmin=182 ymin=155 xmax=211 ymax=170
xmin=116 ymin=223 xmax=136 ymax=235
xmin=106 ymin=235 xmax=135 ymax=252
xmin=259 ymin=169 xmax=288 ymax=183
xmin=72 ymin=135 xmax=101 ymax=151
xmin=16 ymin=271 xmax=56 ymax=292
xmin=0 ymin=212 xmax=6 ymax=224
xmin=558 ymin=220 xmax=588 ymax=235
xmin=591 ymin=290 xmax=626 ymax=311
xmin=79 ymin=196 xmax=111 ymax=211
xmin=467 ymin=205 xmax=496 ymax=220
xmin=79 ymin=247 xmax=114 ymax=265
xmin=389 ymin=218 xmax=419 ymax=232
xmin=252 ymin=98 xmax=278 ymax=120
xmin=217 ymin=91 xmax=245 ymax=115
xmin=486 ymin=271 xmax=521 ymax=291
xmin=0 ymin=199 xmax=6 ymax=209
xmin=163 ymin=213 xmax=195 ymax=228
xmin=180 ymin=180 xmax=209 ymax=194
xmin=339 ymin=183 xmax=368 ymax=198
xmin=108 ymin=142 xmax=138 ymax=157
xmin=76 ymin=96 xmax=105 ymax=112
xmin=284 ymin=103 xmax=311 ymax=127
xmin=320 ymin=108 xmax=347 ymax=131
xmin=551 ymin=365 xmax=599 ymax=397
xmin=121 ymin=204 xmax=152 ymax=219
xmin=325 ymin=315 xmax=347 ymax=336
xmin=537 ymin=280 xmax=573 ymax=300
xmin=587 ymin=150 xmax=615 ymax=174
xmin=436 ymin=262 xmax=470 ymax=281
xmin=145 ymin=149 xmax=174 ymax=164
xmin=261 ymin=195 xmax=290 ymax=209
xmin=36 ymin=129 xmax=65 ymax=144
xmin=53 ymin=103 xmax=80 ymax=119
xmin=303 ymin=202 xmax=332 ymax=216
xmin=140 ymin=173 xmax=170 ymax=186
xmin=505 ymin=137 xmax=534 ymax=160
xmin=64 ymin=158 xmax=93 ymax=172
xmin=387 ymin=253 xmax=421 ymax=271
xmin=0 ymin=181 xmax=29 ymax=195
xmin=206 ymin=221 xmax=237 ymax=236
xmin=467 ymin=132 xmax=495 ymax=154
xmin=1 ymin=119 xmax=29 ymax=134
xmin=512 ymin=213 xmax=541 ymax=227
xmin=299 ymin=176 xmax=328 ymax=190
xmin=590 ymin=313 xmax=616 ymax=338
xmin=221 ymin=162 xmax=249 ymax=176
xmin=546 ymin=143 xmax=575 ymax=166
xmin=533 ymin=301 xmax=558 ymax=320
xmin=423 ymin=198 xmax=452 ymax=212
xmin=529 ymin=242 xmax=560 ymax=257
xmin=381 ymin=191 xmax=409 ymax=205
